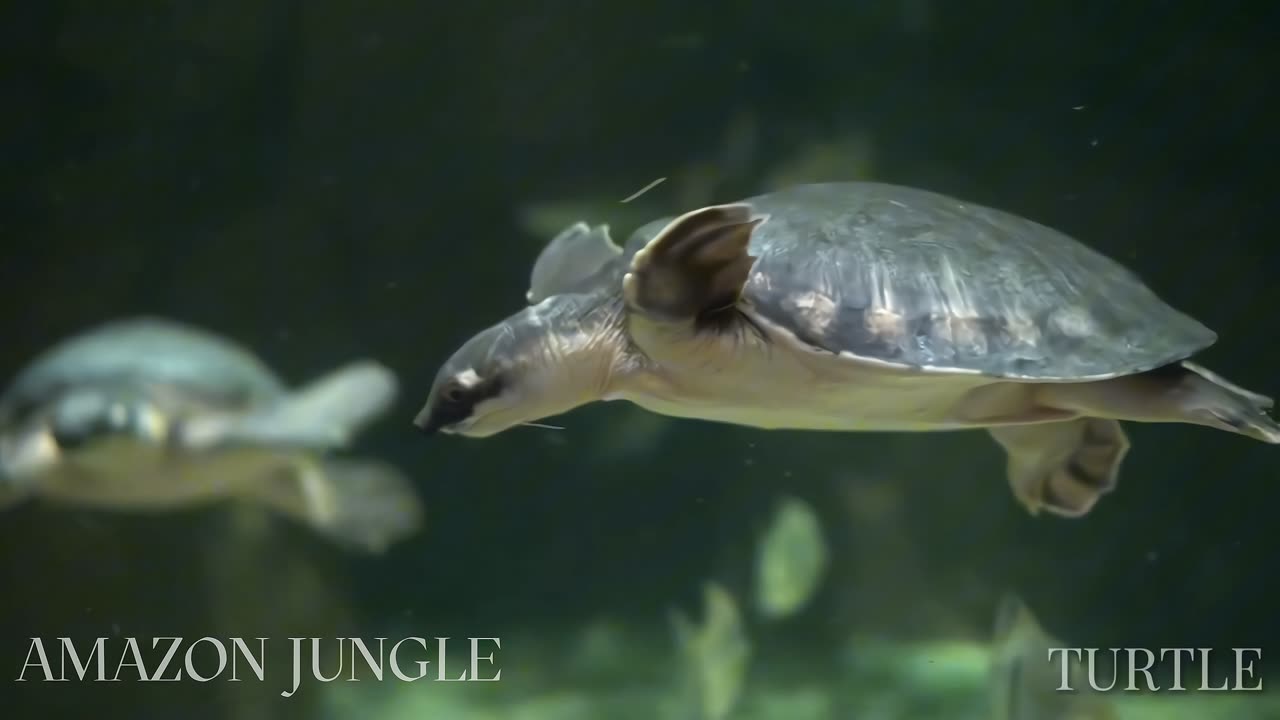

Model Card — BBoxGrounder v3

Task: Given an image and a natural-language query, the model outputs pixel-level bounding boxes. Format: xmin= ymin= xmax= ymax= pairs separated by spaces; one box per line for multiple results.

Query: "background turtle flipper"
xmin=623 ymin=203 xmax=763 ymax=322
xmin=179 ymin=360 xmax=398 ymax=450
xmin=246 ymin=455 xmax=423 ymax=553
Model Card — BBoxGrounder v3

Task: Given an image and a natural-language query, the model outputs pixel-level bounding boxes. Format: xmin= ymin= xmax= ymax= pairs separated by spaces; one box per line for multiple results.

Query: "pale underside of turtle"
xmin=0 ymin=317 xmax=422 ymax=552
xmin=429 ymin=182 xmax=1279 ymax=518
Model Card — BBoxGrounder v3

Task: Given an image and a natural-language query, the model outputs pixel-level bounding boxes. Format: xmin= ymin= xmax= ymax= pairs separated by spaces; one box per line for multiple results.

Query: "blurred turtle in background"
xmin=0 ymin=317 xmax=422 ymax=553
xmin=988 ymin=594 xmax=1119 ymax=720
xmin=416 ymin=181 xmax=1279 ymax=518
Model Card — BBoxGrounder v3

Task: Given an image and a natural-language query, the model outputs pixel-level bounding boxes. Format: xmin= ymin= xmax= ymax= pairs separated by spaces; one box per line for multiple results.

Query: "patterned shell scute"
xmin=0 ymin=318 xmax=287 ymax=424
xmin=625 ymin=182 xmax=1217 ymax=380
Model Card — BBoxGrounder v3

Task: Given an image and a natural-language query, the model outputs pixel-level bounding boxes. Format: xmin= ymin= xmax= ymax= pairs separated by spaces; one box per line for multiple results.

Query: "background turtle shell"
xmin=0 ymin=317 xmax=287 ymax=425
xmin=622 ymin=182 xmax=1216 ymax=380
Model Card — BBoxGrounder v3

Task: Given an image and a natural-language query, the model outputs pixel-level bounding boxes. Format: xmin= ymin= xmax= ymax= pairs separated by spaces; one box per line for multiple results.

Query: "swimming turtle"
xmin=0 ymin=317 xmax=423 ymax=552
xmin=415 ymin=182 xmax=1279 ymax=517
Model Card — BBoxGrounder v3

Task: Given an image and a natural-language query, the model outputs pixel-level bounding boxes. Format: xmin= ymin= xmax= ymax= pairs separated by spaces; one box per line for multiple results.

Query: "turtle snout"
xmin=415 ymin=364 xmax=509 ymax=438
xmin=0 ymin=427 xmax=60 ymax=483
xmin=413 ymin=396 xmax=472 ymax=436
xmin=412 ymin=404 xmax=446 ymax=436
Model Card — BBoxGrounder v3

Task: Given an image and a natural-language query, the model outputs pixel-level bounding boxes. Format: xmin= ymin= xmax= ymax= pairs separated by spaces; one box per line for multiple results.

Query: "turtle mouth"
xmin=413 ymin=405 xmax=471 ymax=437
xmin=442 ymin=417 xmax=480 ymax=436
xmin=413 ymin=413 xmax=446 ymax=436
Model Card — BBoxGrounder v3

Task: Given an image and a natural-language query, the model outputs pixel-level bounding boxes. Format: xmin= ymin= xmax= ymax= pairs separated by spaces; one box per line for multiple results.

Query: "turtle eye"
xmin=440 ymin=383 xmax=465 ymax=405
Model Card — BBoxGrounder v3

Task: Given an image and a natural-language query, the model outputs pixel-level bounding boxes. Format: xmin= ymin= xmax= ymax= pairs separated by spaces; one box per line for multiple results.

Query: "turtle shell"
xmin=0 ymin=317 xmax=287 ymax=425
xmin=622 ymin=182 xmax=1216 ymax=380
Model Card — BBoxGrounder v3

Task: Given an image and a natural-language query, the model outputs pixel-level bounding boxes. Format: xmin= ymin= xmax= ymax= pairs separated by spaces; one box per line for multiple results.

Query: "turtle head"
xmin=0 ymin=424 xmax=60 ymax=490
xmin=0 ymin=388 xmax=168 ymax=485
xmin=415 ymin=294 xmax=626 ymax=438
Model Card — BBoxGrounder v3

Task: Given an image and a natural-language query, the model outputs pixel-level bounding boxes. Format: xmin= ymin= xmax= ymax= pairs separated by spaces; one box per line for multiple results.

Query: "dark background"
xmin=1 ymin=1 xmax=1277 ymax=718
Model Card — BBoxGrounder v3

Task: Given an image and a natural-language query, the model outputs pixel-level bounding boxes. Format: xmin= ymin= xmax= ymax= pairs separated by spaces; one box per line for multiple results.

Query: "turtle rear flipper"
xmin=1177 ymin=361 xmax=1280 ymax=442
xmin=180 ymin=361 xmax=398 ymax=450
xmin=248 ymin=456 xmax=423 ymax=553
xmin=1035 ymin=362 xmax=1280 ymax=445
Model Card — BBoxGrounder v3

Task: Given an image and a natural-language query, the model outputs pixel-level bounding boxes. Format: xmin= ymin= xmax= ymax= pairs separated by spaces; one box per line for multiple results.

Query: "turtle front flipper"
xmin=989 ymin=418 xmax=1129 ymax=517
xmin=246 ymin=455 xmax=423 ymax=553
xmin=527 ymin=222 xmax=621 ymax=304
xmin=623 ymin=203 xmax=765 ymax=323
xmin=178 ymin=361 xmax=398 ymax=450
